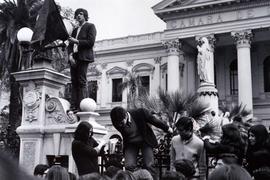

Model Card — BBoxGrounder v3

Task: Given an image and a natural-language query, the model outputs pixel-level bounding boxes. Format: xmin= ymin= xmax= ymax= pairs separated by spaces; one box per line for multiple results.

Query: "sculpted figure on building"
xmin=197 ymin=37 xmax=212 ymax=83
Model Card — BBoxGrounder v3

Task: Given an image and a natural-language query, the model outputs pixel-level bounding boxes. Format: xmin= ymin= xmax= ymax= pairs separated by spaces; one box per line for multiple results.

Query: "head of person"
xmin=112 ymin=170 xmax=136 ymax=180
xmin=248 ymin=124 xmax=269 ymax=147
xmin=132 ymin=169 xmax=153 ymax=180
xmin=173 ymin=159 xmax=195 ymax=178
xmin=175 ymin=116 xmax=193 ymax=141
xmin=161 ymin=171 xmax=185 ymax=180
xmin=74 ymin=121 xmax=93 ymax=143
xmin=208 ymin=164 xmax=252 ymax=180
xmin=220 ymin=123 xmax=242 ymax=145
xmin=214 ymin=154 xmax=239 ymax=169
xmin=0 ymin=151 xmax=36 ymax=180
xmin=79 ymin=172 xmax=104 ymax=180
xmin=110 ymin=106 xmax=128 ymax=127
xmin=104 ymin=166 xmax=122 ymax=178
xmin=74 ymin=8 xmax=88 ymax=22
xmin=46 ymin=165 xmax=70 ymax=180
xmin=33 ymin=164 xmax=49 ymax=177
xmin=253 ymin=167 xmax=270 ymax=180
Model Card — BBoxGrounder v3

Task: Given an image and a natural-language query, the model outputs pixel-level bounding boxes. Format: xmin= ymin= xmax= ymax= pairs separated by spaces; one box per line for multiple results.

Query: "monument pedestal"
xmin=13 ymin=68 xmax=107 ymax=175
xmin=197 ymin=82 xmax=219 ymax=114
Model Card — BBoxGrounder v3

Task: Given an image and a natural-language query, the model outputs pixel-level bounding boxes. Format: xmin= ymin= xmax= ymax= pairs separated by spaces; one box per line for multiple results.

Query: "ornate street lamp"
xmin=17 ymin=27 xmax=33 ymax=70
xmin=17 ymin=27 xmax=33 ymax=43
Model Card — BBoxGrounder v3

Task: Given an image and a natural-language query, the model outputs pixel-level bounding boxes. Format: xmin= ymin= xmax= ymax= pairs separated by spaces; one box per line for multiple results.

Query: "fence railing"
xmin=98 ymin=134 xmax=216 ymax=179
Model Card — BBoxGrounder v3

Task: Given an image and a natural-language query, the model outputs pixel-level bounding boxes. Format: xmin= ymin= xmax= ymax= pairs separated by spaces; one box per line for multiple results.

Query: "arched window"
xmin=230 ymin=59 xmax=238 ymax=95
xmin=264 ymin=57 xmax=270 ymax=92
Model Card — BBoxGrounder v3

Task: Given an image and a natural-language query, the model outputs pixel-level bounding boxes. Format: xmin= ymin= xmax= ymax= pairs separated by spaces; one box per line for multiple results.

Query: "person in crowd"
xmin=67 ymin=8 xmax=97 ymax=113
xmin=174 ymin=159 xmax=196 ymax=179
xmin=208 ymin=164 xmax=252 ymax=180
xmin=161 ymin=171 xmax=186 ymax=180
xmin=34 ymin=164 xmax=50 ymax=178
xmin=0 ymin=150 xmax=36 ymax=180
xmin=132 ymin=169 xmax=153 ymax=180
xmin=170 ymin=116 xmax=206 ymax=180
xmin=110 ymin=107 xmax=172 ymax=179
xmin=245 ymin=124 xmax=270 ymax=180
xmin=79 ymin=172 xmax=106 ymax=180
xmin=112 ymin=170 xmax=136 ymax=180
xmin=104 ymin=166 xmax=122 ymax=179
xmin=46 ymin=165 xmax=70 ymax=180
xmin=72 ymin=121 xmax=106 ymax=176
xmin=213 ymin=153 xmax=239 ymax=169
xmin=203 ymin=123 xmax=245 ymax=165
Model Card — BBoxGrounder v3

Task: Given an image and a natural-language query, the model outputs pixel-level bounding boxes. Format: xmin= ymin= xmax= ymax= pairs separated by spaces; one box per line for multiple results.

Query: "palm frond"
xmin=188 ymin=99 xmax=210 ymax=120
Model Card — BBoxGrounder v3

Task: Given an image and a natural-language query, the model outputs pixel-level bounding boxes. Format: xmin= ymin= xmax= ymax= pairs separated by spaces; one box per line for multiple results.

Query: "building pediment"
xmin=153 ymin=0 xmax=237 ymax=15
xmin=132 ymin=63 xmax=155 ymax=74
xmin=106 ymin=66 xmax=128 ymax=76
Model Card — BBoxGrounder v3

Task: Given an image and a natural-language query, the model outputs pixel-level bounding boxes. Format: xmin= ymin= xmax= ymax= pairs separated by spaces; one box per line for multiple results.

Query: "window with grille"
xmin=112 ymin=78 xmax=122 ymax=102
xmin=230 ymin=60 xmax=238 ymax=95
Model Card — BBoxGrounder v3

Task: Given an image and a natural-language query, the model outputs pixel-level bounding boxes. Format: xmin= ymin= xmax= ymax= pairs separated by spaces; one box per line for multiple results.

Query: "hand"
xmin=202 ymin=135 xmax=210 ymax=141
xmin=68 ymin=37 xmax=79 ymax=44
xmin=168 ymin=127 xmax=173 ymax=134
xmin=69 ymin=54 xmax=76 ymax=67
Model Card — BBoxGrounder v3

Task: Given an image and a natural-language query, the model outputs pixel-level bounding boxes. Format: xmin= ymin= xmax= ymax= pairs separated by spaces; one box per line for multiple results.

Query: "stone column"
xmin=100 ymin=63 xmax=108 ymax=108
xmin=179 ymin=50 xmax=186 ymax=93
xmin=153 ymin=57 xmax=162 ymax=96
xmin=231 ymin=30 xmax=253 ymax=112
xmin=163 ymin=39 xmax=181 ymax=92
xmin=196 ymin=35 xmax=219 ymax=113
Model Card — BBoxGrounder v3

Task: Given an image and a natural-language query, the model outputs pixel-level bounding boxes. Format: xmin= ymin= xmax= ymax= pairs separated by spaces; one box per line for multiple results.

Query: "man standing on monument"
xmin=67 ymin=8 xmax=97 ymax=113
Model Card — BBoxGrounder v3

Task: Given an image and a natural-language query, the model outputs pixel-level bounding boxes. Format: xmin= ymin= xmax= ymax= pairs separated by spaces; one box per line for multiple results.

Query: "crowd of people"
xmin=1 ymin=104 xmax=270 ymax=180
xmin=35 ymin=106 xmax=269 ymax=180
xmin=2 ymin=6 xmax=269 ymax=179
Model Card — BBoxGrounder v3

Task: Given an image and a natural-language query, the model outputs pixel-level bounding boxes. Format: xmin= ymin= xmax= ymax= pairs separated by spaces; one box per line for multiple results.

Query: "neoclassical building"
xmin=87 ymin=0 xmax=270 ymax=128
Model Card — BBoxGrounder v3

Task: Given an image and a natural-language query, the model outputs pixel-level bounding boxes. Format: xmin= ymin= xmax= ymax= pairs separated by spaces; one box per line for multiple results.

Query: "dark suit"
xmin=112 ymin=108 xmax=169 ymax=179
xmin=67 ymin=22 xmax=96 ymax=110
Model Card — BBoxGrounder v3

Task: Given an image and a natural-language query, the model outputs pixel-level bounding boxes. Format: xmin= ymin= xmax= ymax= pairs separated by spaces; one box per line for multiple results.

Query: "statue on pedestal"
xmin=197 ymin=37 xmax=211 ymax=83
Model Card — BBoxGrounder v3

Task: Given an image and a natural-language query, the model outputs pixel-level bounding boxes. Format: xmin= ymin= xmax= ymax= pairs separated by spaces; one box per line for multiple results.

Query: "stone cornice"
xmin=155 ymin=0 xmax=236 ymax=15
xmin=159 ymin=0 xmax=270 ymax=21
xmin=94 ymin=32 xmax=164 ymax=51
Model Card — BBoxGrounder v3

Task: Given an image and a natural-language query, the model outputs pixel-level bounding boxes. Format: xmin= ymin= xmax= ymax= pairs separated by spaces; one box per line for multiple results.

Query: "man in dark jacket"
xmin=110 ymin=106 xmax=172 ymax=179
xmin=67 ymin=8 xmax=96 ymax=112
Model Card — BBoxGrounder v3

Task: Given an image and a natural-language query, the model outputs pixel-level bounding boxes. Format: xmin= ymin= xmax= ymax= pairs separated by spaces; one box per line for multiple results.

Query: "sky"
xmin=55 ymin=0 xmax=166 ymax=40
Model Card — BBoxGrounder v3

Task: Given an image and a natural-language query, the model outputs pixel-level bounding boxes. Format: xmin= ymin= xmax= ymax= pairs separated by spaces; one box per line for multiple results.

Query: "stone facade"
xmin=90 ymin=0 xmax=270 ymax=128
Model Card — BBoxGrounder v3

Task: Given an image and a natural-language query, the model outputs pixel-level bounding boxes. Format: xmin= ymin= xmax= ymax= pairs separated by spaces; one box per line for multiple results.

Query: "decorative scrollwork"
xmin=45 ymin=98 xmax=58 ymax=112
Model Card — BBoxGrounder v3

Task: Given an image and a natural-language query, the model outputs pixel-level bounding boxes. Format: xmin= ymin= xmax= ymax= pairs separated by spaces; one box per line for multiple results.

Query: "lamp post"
xmin=17 ymin=27 xmax=33 ymax=70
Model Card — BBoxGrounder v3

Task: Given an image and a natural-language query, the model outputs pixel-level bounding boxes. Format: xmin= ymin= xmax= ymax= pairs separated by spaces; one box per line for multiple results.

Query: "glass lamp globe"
xmin=17 ymin=27 xmax=33 ymax=42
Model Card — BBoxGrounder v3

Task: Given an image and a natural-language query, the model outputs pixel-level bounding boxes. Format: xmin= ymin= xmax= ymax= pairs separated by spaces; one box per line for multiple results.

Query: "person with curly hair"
xmin=245 ymin=124 xmax=270 ymax=180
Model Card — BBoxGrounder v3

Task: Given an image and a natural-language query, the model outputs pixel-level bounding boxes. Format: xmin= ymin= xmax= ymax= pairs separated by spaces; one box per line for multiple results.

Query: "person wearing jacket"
xmin=110 ymin=106 xmax=172 ymax=179
xmin=67 ymin=8 xmax=96 ymax=113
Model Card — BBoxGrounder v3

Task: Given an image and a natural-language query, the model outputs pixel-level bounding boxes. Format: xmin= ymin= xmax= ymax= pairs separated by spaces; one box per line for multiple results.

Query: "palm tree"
xmin=135 ymin=89 xmax=203 ymax=136
xmin=0 ymin=0 xmax=44 ymax=158
xmin=120 ymin=71 xmax=143 ymax=109
xmin=0 ymin=0 xmax=44 ymax=129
